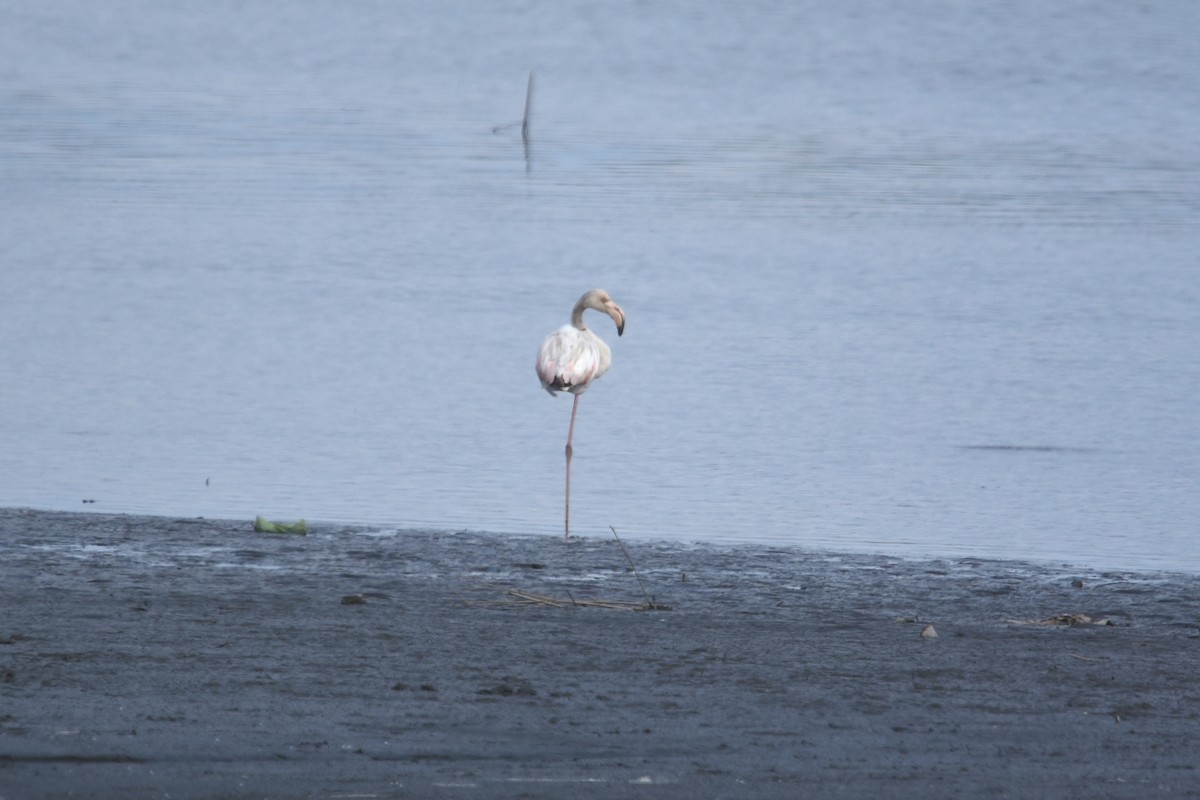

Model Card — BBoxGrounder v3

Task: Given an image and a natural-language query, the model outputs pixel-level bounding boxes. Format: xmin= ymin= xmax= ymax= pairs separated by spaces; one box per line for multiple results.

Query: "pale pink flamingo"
xmin=535 ymin=289 xmax=626 ymax=538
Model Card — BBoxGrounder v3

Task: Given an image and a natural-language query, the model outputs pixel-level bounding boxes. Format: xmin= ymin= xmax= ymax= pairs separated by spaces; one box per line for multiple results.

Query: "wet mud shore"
xmin=1 ymin=507 xmax=1198 ymax=799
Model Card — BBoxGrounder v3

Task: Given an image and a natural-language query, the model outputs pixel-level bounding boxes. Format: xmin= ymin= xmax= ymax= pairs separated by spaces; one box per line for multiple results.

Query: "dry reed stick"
xmin=610 ymin=526 xmax=653 ymax=608
xmin=521 ymin=71 xmax=535 ymax=143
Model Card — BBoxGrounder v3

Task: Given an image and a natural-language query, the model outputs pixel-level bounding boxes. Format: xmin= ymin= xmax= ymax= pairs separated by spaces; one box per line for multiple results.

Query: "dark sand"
xmin=1 ymin=508 xmax=1198 ymax=799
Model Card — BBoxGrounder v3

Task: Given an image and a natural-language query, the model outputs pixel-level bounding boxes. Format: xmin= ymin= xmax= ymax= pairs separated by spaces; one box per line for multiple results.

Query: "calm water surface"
xmin=2 ymin=1 xmax=1198 ymax=571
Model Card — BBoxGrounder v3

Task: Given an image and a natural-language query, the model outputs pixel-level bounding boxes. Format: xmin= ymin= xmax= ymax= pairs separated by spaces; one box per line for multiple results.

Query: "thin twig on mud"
xmin=482 ymin=587 xmax=661 ymax=611
xmin=610 ymin=525 xmax=653 ymax=608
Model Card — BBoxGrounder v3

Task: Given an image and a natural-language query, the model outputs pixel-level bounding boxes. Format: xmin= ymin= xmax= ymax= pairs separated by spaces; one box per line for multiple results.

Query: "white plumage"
xmin=536 ymin=323 xmax=612 ymax=395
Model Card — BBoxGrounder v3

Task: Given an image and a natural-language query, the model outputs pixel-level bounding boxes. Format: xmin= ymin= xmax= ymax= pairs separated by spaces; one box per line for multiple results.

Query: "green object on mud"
xmin=254 ymin=516 xmax=308 ymax=535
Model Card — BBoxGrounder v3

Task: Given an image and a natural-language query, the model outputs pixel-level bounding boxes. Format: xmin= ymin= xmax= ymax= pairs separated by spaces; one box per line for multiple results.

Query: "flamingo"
xmin=535 ymin=289 xmax=626 ymax=538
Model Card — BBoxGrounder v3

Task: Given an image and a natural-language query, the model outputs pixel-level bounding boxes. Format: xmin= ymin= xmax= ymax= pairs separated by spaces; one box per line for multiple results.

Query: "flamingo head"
xmin=578 ymin=289 xmax=625 ymax=336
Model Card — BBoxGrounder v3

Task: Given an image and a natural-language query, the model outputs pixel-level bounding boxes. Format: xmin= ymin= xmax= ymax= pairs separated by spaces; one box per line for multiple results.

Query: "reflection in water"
xmin=958 ymin=446 xmax=1097 ymax=453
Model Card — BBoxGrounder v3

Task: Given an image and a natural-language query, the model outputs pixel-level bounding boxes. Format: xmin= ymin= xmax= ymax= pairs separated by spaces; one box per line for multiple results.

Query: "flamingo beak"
xmin=608 ymin=303 xmax=625 ymax=336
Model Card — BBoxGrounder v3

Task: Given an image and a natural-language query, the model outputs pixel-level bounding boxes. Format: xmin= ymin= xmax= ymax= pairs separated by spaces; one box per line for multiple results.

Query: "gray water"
xmin=2 ymin=1 xmax=1198 ymax=571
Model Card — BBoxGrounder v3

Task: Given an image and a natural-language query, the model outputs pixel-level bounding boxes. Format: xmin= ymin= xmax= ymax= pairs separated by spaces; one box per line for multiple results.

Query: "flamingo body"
xmin=535 ymin=289 xmax=625 ymax=537
xmin=536 ymin=324 xmax=612 ymax=395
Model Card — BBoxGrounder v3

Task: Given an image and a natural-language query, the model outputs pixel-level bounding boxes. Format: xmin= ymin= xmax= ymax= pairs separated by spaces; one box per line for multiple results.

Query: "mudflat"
xmin=1 ymin=507 xmax=1197 ymax=799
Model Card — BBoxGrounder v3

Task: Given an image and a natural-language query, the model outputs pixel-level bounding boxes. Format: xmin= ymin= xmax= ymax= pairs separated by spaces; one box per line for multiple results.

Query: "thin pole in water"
xmin=522 ymin=71 xmax=535 ymax=171
xmin=522 ymin=71 xmax=535 ymax=143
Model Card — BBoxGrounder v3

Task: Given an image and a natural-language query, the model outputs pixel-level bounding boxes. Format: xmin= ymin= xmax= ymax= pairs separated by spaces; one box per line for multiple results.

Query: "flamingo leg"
xmin=564 ymin=393 xmax=580 ymax=538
